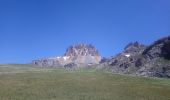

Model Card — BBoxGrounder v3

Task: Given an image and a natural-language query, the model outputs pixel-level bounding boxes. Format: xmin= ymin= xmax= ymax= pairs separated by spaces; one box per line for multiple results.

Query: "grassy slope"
xmin=0 ymin=65 xmax=170 ymax=100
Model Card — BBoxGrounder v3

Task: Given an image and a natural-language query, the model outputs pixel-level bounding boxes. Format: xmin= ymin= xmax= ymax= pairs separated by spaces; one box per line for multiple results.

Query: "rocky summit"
xmin=32 ymin=44 xmax=101 ymax=68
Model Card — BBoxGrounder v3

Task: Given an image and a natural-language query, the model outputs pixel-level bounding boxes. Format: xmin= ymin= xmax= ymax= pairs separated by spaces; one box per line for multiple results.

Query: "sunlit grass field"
xmin=0 ymin=64 xmax=170 ymax=100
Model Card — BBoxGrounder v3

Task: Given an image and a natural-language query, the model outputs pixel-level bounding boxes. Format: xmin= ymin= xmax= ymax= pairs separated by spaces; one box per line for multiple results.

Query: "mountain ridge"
xmin=32 ymin=35 xmax=170 ymax=78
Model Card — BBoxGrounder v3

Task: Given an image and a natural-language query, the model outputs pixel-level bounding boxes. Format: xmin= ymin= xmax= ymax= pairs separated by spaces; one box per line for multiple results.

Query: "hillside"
xmin=100 ymin=36 xmax=170 ymax=78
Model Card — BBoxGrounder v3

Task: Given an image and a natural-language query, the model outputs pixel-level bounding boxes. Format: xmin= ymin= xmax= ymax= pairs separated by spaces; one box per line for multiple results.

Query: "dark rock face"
xmin=100 ymin=42 xmax=147 ymax=74
xmin=161 ymin=36 xmax=170 ymax=59
xmin=124 ymin=42 xmax=146 ymax=53
xmin=100 ymin=57 xmax=109 ymax=63
xmin=137 ymin=36 xmax=170 ymax=77
xmin=32 ymin=44 xmax=101 ymax=67
xmin=142 ymin=36 xmax=170 ymax=60
xmin=100 ymin=36 xmax=170 ymax=78
xmin=64 ymin=63 xmax=77 ymax=70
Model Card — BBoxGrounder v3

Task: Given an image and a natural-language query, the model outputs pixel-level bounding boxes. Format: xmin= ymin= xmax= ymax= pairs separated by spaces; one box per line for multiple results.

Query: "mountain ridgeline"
xmin=32 ymin=36 xmax=170 ymax=78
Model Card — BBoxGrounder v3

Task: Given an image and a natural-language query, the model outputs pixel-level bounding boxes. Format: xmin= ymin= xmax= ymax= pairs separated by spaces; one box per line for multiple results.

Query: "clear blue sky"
xmin=0 ymin=0 xmax=170 ymax=64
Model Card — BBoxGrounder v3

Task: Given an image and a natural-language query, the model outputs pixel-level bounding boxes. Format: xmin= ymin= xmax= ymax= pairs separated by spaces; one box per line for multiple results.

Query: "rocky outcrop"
xmin=64 ymin=44 xmax=101 ymax=65
xmin=65 ymin=44 xmax=100 ymax=57
xmin=32 ymin=44 xmax=101 ymax=68
xmin=99 ymin=42 xmax=147 ymax=74
xmin=100 ymin=36 xmax=170 ymax=78
xmin=142 ymin=36 xmax=170 ymax=60
xmin=136 ymin=36 xmax=170 ymax=77
xmin=100 ymin=57 xmax=110 ymax=63
xmin=32 ymin=56 xmax=71 ymax=67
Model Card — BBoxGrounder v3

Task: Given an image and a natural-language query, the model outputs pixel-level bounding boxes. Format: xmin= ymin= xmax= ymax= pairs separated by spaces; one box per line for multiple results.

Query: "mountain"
xmin=136 ymin=36 xmax=170 ymax=77
xmin=32 ymin=36 xmax=170 ymax=78
xmin=100 ymin=36 xmax=170 ymax=78
xmin=99 ymin=42 xmax=147 ymax=74
xmin=32 ymin=44 xmax=101 ymax=68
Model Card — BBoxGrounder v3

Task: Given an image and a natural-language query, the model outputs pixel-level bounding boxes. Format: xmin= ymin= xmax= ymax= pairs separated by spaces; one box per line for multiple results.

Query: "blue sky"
xmin=0 ymin=0 xmax=170 ymax=64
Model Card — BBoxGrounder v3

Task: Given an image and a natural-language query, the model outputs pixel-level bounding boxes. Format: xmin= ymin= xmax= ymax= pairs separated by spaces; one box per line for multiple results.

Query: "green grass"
xmin=0 ymin=65 xmax=170 ymax=100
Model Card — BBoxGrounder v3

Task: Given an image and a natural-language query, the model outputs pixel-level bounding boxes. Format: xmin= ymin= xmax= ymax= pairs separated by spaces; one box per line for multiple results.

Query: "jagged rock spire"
xmin=32 ymin=43 xmax=101 ymax=67
xmin=65 ymin=43 xmax=100 ymax=57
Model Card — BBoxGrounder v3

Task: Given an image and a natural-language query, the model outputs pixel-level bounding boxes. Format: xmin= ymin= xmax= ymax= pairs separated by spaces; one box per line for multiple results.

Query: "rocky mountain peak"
xmin=64 ymin=44 xmax=99 ymax=57
xmin=33 ymin=43 xmax=101 ymax=67
xmin=124 ymin=41 xmax=146 ymax=53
